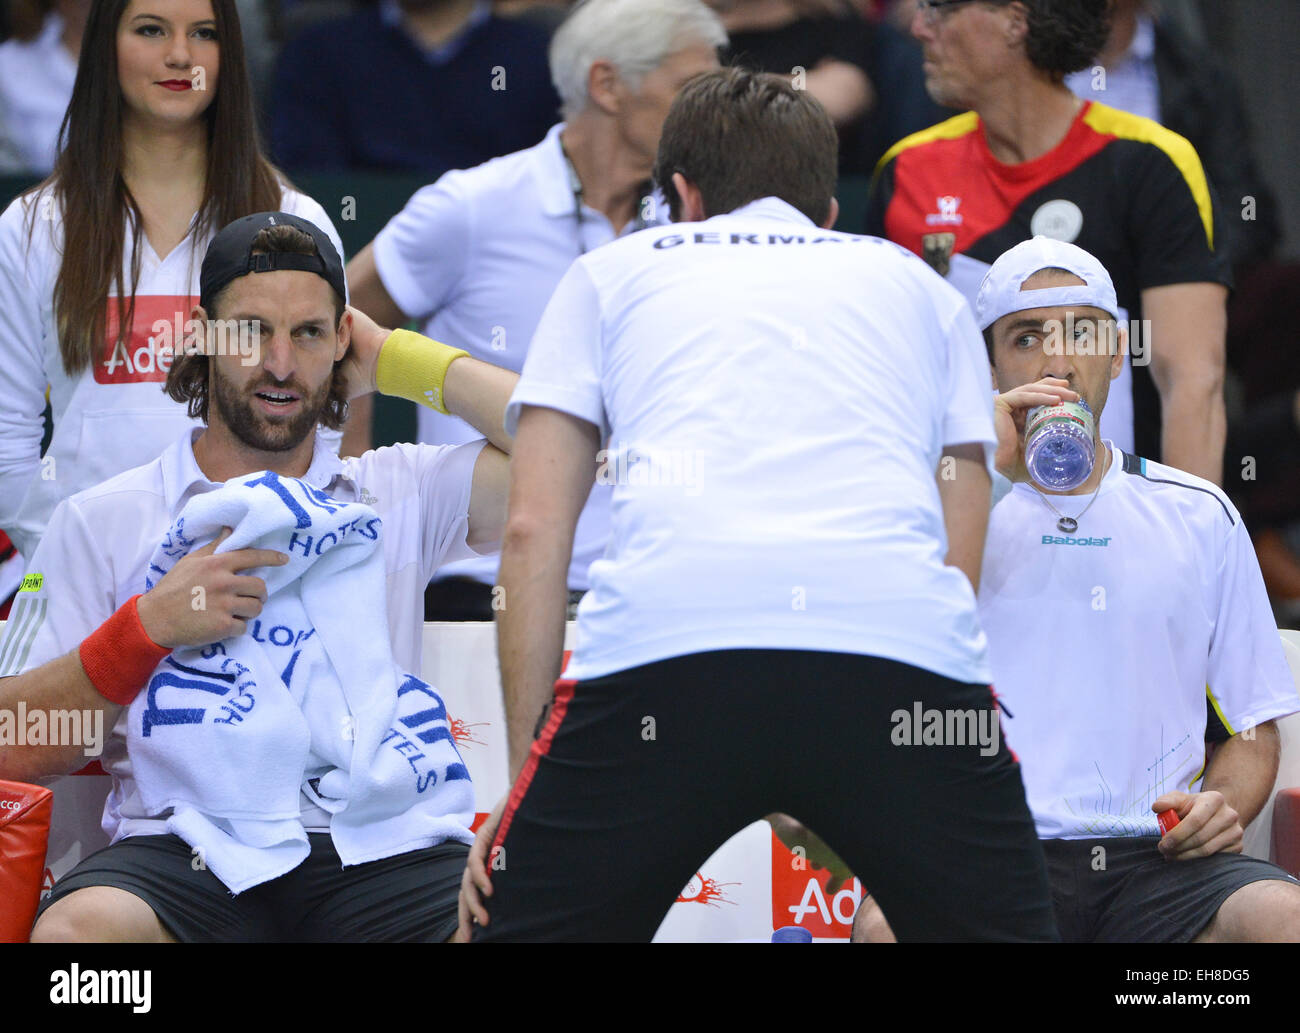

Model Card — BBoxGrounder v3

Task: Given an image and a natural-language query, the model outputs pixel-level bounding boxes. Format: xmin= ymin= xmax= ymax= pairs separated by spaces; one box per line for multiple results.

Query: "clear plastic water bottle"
xmin=1024 ymin=398 xmax=1095 ymax=491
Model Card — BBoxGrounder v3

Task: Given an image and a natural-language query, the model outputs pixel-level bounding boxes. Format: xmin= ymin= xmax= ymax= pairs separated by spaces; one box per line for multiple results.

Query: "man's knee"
xmin=1196 ymin=877 xmax=1300 ymax=943
xmin=30 ymin=886 xmax=176 ymax=944
xmin=851 ymin=893 xmax=897 ymax=943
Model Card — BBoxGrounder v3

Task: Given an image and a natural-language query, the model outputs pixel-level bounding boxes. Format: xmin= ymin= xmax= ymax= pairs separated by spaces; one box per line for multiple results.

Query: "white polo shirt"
xmin=372 ymin=123 xmax=658 ymax=591
xmin=0 ymin=185 xmax=346 ymax=563
xmin=0 ymin=428 xmax=485 ymax=840
xmin=507 ymin=196 xmax=999 ymax=684
xmin=980 ymin=442 xmax=1300 ymax=839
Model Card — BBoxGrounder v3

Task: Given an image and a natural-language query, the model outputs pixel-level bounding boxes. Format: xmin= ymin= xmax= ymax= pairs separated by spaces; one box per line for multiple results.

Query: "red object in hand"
xmin=1157 ymin=809 xmax=1181 ymax=836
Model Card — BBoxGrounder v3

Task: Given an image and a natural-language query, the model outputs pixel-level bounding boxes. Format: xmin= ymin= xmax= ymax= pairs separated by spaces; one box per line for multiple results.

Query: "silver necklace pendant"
xmin=1057 ymin=516 xmax=1078 ymax=534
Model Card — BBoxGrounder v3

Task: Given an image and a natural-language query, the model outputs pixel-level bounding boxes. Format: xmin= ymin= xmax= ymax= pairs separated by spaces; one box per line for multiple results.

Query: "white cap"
xmin=974 ymin=236 xmax=1120 ymax=331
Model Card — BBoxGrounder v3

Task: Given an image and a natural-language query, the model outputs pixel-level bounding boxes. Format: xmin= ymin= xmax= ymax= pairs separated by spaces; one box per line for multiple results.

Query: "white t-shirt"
xmin=373 ymin=123 xmax=658 ymax=590
xmin=506 ymin=196 xmax=999 ymax=684
xmin=0 ymin=13 xmax=77 ymax=175
xmin=0 ymin=428 xmax=485 ymax=839
xmin=0 ymin=185 xmax=346 ymax=563
xmin=980 ymin=442 xmax=1300 ymax=839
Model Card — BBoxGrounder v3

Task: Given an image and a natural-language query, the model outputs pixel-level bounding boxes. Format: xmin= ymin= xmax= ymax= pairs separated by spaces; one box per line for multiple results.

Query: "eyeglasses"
xmin=916 ymin=0 xmax=980 ymax=25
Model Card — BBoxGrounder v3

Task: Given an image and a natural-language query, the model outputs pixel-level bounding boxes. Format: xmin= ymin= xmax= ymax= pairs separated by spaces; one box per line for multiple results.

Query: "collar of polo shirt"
xmin=535 ymin=124 xmax=586 ymax=219
xmin=160 ymin=427 xmax=351 ymax=519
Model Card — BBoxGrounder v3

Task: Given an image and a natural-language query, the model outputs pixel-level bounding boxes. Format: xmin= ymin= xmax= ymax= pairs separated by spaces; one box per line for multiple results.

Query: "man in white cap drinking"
xmin=855 ymin=237 xmax=1300 ymax=943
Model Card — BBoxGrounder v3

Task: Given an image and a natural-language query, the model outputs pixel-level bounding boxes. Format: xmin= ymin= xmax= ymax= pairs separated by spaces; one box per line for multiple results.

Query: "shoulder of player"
xmin=64 ymin=457 xmax=167 ymax=518
xmin=344 ymin=440 xmax=478 ymax=495
xmin=1115 ymin=450 xmax=1240 ymax=530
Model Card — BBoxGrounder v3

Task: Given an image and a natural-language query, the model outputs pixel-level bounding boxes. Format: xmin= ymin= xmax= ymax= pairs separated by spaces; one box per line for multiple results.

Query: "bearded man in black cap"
xmin=0 ymin=212 xmax=518 ymax=943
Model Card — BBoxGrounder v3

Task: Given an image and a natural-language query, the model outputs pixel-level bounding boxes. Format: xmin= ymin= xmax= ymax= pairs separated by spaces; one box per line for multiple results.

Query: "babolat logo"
xmin=1041 ymin=535 xmax=1113 ymax=547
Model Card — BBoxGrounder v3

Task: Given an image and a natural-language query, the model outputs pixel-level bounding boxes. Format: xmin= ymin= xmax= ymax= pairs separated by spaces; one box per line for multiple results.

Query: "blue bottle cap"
xmin=771 ymin=926 xmax=813 ymax=943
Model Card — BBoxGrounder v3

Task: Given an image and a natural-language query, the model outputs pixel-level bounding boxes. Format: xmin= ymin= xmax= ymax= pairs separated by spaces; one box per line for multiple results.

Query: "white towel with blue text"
xmin=126 ymin=470 xmax=474 ymax=894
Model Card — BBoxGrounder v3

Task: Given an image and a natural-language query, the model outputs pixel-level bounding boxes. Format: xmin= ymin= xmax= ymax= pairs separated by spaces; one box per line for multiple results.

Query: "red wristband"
xmin=79 ymin=594 xmax=172 ymax=706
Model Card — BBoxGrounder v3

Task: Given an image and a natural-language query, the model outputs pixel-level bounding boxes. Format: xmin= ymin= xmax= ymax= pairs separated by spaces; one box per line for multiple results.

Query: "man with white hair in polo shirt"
xmin=346 ymin=0 xmax=726 ymax=620
xmin=854 ymin=237 xmax=1300 ymax=943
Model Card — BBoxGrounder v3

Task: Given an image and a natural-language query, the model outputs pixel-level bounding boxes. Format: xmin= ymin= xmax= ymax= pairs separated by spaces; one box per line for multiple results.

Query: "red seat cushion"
xmin=0 ymin=779 xmax=53 ymax=942
xmin=1271 ymin=787 xmax=1300 ymax=878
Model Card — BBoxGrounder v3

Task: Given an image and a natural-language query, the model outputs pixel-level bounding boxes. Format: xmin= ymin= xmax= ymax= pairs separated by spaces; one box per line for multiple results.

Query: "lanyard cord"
xmin=561 ymin=141 xmax=587 ymax=256
xmin=559 ymin=140 xmax=650 ymax=256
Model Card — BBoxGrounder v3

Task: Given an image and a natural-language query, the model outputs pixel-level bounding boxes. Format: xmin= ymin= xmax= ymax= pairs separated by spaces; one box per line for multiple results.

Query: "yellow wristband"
xmin=374 ymin=328 xmax=469 ymax=415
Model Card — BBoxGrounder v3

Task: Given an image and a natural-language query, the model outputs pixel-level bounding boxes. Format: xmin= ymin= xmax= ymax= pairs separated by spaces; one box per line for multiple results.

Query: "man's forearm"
xmin=1160 ymin=381 xmax=1225 ymax=485
xmin=443 ymin=356 xmax=519 ymax=456
xmin=495 ymin=520 xmax=572 ymax=782
xmin=0 ymin=653 xmax=121 ymax=781
xmin=1142 ymin=282 xmax=1227 ymax=485
xmin=366 ymin=321 xmax=518 ymax=454
xmin=1201 ymin=722 xmax=1280 ymax=828
xmin=937 ymin=445 xmax=991 ymax=595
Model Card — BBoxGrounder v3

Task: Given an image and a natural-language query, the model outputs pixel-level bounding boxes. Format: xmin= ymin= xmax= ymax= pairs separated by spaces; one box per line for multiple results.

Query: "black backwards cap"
xmin=199 ymin=211 xmax=346 ymax=315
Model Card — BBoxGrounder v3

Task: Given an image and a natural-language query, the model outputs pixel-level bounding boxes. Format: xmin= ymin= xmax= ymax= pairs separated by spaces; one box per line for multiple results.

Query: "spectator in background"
xmin=0 ymin=0 xmax=345 ymax=566
xmin=345 ymin=0 xmax=725 ymax=620
xmin=232 ymin=0 xmax=277 ymax=117
xmin=709 ymin=0 xmax=877 ymax=176
xmin=710 ymin=0 xmax=957 ymax=181
xmin=1065 ymin=0 xmax=1279 ymax=272
xmin=270 ymin=0 xmax=560 ymax=174
xmin=867 ymin=0 xmax=1230 ymax=486
xmin=1063 ymin=1 xmax=1300 ymax=617
xmin=0 ymin=0 xmax=88 ymax=175
xmin=1223 ymin=266 xmax=1300 ymax=627
xmin=857 ymin=0 xmax=953 ymax=174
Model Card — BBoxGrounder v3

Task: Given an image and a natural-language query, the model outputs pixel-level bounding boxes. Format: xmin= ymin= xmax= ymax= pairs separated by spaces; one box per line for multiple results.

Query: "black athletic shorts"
xmin=36 ymin=832 xmax=469 ymax=942
xmin=474 ymin=648 xmax=1059 ymax=942
xmin=1042 ymin=837 xmax=1300 ymax=942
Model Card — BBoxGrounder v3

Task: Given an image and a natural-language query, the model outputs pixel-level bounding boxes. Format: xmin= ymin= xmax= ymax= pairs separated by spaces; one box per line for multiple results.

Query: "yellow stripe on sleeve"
xmin=1206 ymin=683 xmax=1236 ymax=737
xmin=1082 ymin=102 xmax=1215 ymax=250
xmin=873 ymin=111 xmax=980 ymax=180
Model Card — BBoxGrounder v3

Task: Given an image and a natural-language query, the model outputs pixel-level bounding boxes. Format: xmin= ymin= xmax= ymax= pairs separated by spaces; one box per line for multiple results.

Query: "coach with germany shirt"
xmin=458 ymin=67 xmax=1058 ymax=943
xmin=868 ymin=0 xmax=1231 ymax=486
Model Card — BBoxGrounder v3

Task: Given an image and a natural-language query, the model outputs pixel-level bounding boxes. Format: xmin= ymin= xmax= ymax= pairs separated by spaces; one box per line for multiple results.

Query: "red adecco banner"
xmin=770 ymin=832 xmax=860 ymax=939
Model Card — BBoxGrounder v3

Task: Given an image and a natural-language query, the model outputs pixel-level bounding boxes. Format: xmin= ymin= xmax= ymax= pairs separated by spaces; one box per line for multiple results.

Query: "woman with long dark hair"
xmin=0 ymin=0 xmax=344 ymax=561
